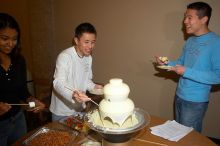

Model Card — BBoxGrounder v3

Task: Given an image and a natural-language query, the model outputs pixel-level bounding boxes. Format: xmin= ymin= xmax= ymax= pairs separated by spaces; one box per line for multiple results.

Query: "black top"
xmin=0 ymin=55 xmax=30 ymax=120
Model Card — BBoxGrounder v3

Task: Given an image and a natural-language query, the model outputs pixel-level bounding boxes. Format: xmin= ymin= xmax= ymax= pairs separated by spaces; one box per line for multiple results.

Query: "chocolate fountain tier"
xmin=84 ymin=108 xmax=150 ymax=143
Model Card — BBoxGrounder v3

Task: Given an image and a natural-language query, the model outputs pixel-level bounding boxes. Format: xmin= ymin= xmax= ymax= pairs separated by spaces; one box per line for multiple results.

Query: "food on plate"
xmin=60 ymin=115 xmax=89 ymax=132
xmin=65 ymin=116 xmax=83 ymax=131
xmin=159 ymin=56 xmax=169 ymax=63
xmin=29 ymin=131 xmax=71 ymax=146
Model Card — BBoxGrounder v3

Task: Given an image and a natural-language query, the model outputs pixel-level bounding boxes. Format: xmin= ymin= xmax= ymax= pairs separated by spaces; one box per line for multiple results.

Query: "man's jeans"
xmin=175 ymin=95 xmax=208 ymax=133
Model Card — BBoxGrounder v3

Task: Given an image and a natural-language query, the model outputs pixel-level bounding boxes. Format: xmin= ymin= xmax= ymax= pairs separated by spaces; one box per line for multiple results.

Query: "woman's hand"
xmin=26 ymin=97 xmax=45 ymax=113
xmin=32 ymin=99 xmax=46 ymax=113
xmin=0 ymin=102 xmax=11 ymax=116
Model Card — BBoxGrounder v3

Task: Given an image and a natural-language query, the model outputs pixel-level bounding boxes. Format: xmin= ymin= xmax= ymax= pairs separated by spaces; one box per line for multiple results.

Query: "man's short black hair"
xmin=74 ymin=22 xmax=97 ymax=38
xmin=187 ymin=2 xmax=212 ymax=25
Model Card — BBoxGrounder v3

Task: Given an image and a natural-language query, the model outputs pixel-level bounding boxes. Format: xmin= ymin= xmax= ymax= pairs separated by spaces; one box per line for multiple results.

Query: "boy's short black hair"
xmin=187 ymin=2 xmax=212 ymax=25
xmin=74 ymin=22 xmax=97 ymax=38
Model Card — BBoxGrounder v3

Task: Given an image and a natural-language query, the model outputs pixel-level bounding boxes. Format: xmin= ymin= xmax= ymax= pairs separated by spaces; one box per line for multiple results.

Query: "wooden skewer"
xmin=134 ymin=138 xmax=168 ymax=146
xmin=88 ymin=98 xmax=99 ymax=106
xmin=9 ymin=103 xmax=29 ymax=106
xmin=64 ymin=86 xmax=99 ymax=106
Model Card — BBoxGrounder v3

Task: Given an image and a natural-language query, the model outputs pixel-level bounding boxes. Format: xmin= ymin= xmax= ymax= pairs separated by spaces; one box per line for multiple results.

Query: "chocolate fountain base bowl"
xmin=84 ymin=108 xmax=150 ymax=143
xmin=102 ymin=139 xmax=132 ymax=146
xmin=100 ymin=131 xmax=139 ymax=143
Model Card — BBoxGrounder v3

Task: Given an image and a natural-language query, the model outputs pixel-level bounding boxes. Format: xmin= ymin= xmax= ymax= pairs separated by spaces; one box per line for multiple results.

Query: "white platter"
xmin=157 ymin=65 xmax=173 ymax=70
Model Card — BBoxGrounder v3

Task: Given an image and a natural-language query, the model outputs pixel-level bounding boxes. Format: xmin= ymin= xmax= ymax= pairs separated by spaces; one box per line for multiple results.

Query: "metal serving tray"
xmin=59 ymin=114 xmax=84 ymax=131
xmin=23 ymin=126 xmax=79 ymax=146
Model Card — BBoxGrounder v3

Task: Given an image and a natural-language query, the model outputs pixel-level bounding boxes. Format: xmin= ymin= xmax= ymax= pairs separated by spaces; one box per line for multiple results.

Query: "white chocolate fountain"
xmin=84 ymin=78 xmax=150 ymax=146
xmin=99 ymin=78 xmax=135 ymax=126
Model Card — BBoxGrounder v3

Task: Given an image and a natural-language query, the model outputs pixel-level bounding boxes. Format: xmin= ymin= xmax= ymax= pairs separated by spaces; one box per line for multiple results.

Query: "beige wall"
xmin=52 ymin=0 xmax=220 ymax=138
xmin=1 ymin=0 xmax=220 ymax=138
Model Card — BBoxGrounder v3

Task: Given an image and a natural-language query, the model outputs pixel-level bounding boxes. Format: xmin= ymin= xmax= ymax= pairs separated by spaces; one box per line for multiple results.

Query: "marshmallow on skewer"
xmin=29 ymin=102 xmax=35 ymax=108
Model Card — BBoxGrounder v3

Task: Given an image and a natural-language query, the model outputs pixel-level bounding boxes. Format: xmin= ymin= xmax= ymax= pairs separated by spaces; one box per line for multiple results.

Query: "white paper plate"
xmin=89 ymin=88 xmax=104 ymax=95
xmin=157 ymin=65 xmax=173 ymax=70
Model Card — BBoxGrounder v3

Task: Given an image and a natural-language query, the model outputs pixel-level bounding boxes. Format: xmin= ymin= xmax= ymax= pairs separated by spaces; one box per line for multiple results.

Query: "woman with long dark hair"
xmin=0 ymin=13 xmax=45 ymax=146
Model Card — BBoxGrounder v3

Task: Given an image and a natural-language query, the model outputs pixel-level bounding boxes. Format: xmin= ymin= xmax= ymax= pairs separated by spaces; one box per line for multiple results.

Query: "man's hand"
xmin=169 ymin=65 xmax=185 ymax=75
xmin=73 ymin=91 xmax=90 ymax=102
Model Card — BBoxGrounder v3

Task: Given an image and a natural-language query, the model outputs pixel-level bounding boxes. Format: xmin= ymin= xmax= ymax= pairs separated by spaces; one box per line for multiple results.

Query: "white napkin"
xmin=150 ymin=120 xmax=193 ymax=142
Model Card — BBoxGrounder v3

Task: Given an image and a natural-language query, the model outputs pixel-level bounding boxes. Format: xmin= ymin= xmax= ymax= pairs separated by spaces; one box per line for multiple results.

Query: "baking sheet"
xmin=23 ymin=126 xmax=78 ymax=146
